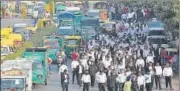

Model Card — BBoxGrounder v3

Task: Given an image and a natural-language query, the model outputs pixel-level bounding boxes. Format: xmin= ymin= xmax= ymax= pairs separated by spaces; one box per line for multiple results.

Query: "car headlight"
xmin=37 ymin=75 xmax=43 ymax=79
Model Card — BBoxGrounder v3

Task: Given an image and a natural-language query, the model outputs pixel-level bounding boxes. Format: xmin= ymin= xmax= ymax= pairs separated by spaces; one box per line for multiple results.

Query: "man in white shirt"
xmin=163 ymin=63 xmax=173 ymax=90
xmin=71 ymin=60 xmax=79 ymax=84
xmin=136 ymin=56 xmax=145 ymax=68
xmin=145 ymin=71 xmax=152 ymax=91
xmin=96 ymin=70 xmax=107 ymax=91
xmin=137 ymin=73 xmax=145 ymax=91
xmin=154 ymin=63 xmax=162 ymax=90
xmin=146 ymin=53 xmax=154 ymax=65
xmin=81 ymin=70 xmax=91 ymax=91
xmin=116 ymin=69 xmax=126 ymax=91
xmin=59 ymin=62 xmax=68 ymax=74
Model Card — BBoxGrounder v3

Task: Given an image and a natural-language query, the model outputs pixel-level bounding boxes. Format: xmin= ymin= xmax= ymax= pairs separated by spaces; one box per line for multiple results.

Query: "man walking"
xmin=154 ymin=63 xmax=162 ymax=90
xmin=116 ymin=69 xmax=126 ymax=91
xmin=81 ymin=70 xmax=91 ymax=91
xmin=107 ymin=71 xmax=117 ymax=91
xmin=88 ymin=61 xmax=98 ymax=87
xmin=61 ymin=70 xmax=69 ymax=91
xmin=71 ymin=60 xmax=79 ymax=84
xmin=163 ymin=62 xmax=173 ymax=90
xmin=96 ymin=69 xmax=107 ymax=91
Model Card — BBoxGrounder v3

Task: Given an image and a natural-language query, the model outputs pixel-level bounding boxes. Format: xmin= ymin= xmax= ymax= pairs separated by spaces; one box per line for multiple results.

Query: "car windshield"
xmin=56 ymin=29 xmax=74 ymax=35
xmin=148 ymin=31 xmax=165 ymax=36
xmin=28 ymin=5 xmax=34 ymax=9
xmin=13 ymin=27 xmax=25 ymax=33
xmin=66 ymin=39 xmax=78 ymax=45
xmin=102 ymin=23 xmax=113 ymax=29
xmin=34 ymin=7 xmax=39 ymax=11
xmin=32 ymin=62 xmax=43 ymax=70
xmin=44 ymin=39 xmax=60 ymax=49
xmin=88 ymin=12 xmax=99 ymax=18
xmin=60 ymin=20 xmax=73 ymax=26
xmin=1 ymin=47 xmax=9 ymax=54
xmin=1 ymin=78 xmax=25 ymax=90
xmin=149 ymin=38 xmax=168 ymax=44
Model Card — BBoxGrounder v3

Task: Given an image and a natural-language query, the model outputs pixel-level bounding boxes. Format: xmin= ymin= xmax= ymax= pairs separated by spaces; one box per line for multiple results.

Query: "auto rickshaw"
xmin=64 ymin=35 xmax=82 ymax=57
xmin=43 ymin=35 xmax=63 ymax=64
xmin=22 ymin=48 xmax=48 ymax=88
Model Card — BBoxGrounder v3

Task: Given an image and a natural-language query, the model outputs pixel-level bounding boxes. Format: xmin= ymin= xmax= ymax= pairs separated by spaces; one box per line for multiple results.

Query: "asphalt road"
xmin=33 ymin=59 xmax=179 ymax=91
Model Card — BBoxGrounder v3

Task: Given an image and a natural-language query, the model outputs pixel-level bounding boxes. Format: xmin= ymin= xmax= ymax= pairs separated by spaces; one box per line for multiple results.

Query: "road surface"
xmin=34 ymin=59 xmax=179 ymax=91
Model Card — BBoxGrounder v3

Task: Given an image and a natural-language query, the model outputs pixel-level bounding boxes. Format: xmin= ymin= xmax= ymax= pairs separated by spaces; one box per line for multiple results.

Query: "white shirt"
xmin=163 ymin=67 xmax=173 ymax=76
xmin=80 ymin=59 xmax=88 ymax=67
xmin=136 ymin=59 xmax=145 ymax=67
xmin=145 ymin=74 xmax=151 ymax=83
xmin=154 ymin=66 xmax=162 ymax=75
xmin=59 ymin=64 xmax=68 ymax=74
xmin=143 ymin=49 xmax=150 ymax=57
xmin=71 ymin=61 xmax=79 ymax=69
xmin=116 ymin=73 xmax=126 ymax=83
xmin=81 ymin=74 xmax=91 ymax=83
xmin=103 ymin=60 xmax=111 ymax=69
xmin=121 ymin=14 xmax=127 ymax=20
xmin=137 ymin=75 xmax=145 ymax=86
xmin=96 ymin=72 xmax=107 ymax=83
xmin=127 ymin=12 xmax=134 ymax=19
xmin=146 ymin=56 xmax=154 ymax=63
xmin=117 ymin=64 xmax=125 ymax=71
xmin=126 ymin=71 xmax=132 ymax=77
xmin=79 ymin=65 xmax=83 ymax=74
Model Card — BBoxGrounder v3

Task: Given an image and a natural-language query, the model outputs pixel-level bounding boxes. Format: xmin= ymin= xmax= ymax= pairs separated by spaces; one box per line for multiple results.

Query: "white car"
xmin=32 ymin=6 xmax=43 ymax=19
xmin=27 ymin=3 xmax=35 ymax=15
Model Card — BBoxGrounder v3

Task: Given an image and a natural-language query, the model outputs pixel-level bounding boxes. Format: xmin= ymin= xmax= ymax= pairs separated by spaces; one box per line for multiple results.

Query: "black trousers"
xmin=90 ymin=75 xmax=95 ymax=87
xmin=62 ymin=82 xmax=68 ymax=91
xmin=83 ymin=83 xmax=89 ymax=91
xmin=155 ymin=75 xmax=161 ymax=89
xmin=98 ymin=83 xmax=106 ymax=91
xmin=78 ymin=73 xmax=83 ymax=86
xmin=165 ymin=76 xmax=172 ymax=88
xmin=145 ymin=83 xmax=152 ymax=91
xmin=139 ymin=85 xmax=144 ymax=91
xmin=72 ymin=70 xmax=78 ymax=84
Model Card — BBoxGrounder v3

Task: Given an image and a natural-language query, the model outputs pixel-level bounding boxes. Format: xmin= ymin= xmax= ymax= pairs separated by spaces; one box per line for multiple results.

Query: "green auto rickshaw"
xmin=43 ymin=35 xmax=63 ymax=64
xmin=22 ymin=48 xmax=48 ymax=87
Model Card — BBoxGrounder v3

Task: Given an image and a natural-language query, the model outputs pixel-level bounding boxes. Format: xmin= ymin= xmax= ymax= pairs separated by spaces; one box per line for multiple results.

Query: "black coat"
xmin=89 ymin=65 xmax=98 ymax=76
xmin=107 ymin=74 xmax=117 ymax=87
xmin=61 ymin=73 xmax=70 ymax=83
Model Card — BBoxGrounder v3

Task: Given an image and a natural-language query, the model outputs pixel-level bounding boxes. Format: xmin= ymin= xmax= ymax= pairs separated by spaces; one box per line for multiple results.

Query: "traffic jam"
xmin=1 ymin=1 xmax=179 ymax=91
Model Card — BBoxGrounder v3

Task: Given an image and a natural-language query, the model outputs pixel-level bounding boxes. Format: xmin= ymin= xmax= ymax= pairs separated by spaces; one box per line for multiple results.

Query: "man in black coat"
xmin=61 ymin=70 xmax=69 ymax=91
xmin=107 ymin=71 xmax=117 ymax=91
xmin=89 ymin=61 xmax=98 ymax=87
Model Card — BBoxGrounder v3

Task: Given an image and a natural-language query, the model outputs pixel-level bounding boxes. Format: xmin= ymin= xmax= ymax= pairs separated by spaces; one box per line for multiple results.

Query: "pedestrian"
xmin=47 ymin=57 xmax=53 ymax=75
xmin=137 ymin=72 xmax=145 ymax=91
xmin=160 ymin=47 xmax=167 ymax=66
xmin=88 ymin=61 xmax=98 ymax=87
xmin=59 ymin=62 xmax=68 ymax=87
xmin=123 ymin=76 xmax=132 ymax=91
xmin=116 ymin=69 xmax=126 ymax=91
xmin=154 ymin=62 xmax=162 ymax=90
xmin=77 ymin=61 xmax=85 ymax=87
xmin=96 ymin=69 xmax=107 ymax=91
xmin=107 ymin=71 xmax=117 ymax=91
xmin=71 ymin=60 xmax=79 ymax=84
xmin=163 ymin=62 xmax=173 ymax=90
xmin=131 ymin=73 xmax=138 ymax=91
xmin=144 ymin=71 xmax=152 ymax=91
xmin=81 ymin=70 xmax=91 ymax=91
xmin=61 ymin=69 xmax=69 ymax=91
xmin=135 ymin=56 xmax=145 ymax=68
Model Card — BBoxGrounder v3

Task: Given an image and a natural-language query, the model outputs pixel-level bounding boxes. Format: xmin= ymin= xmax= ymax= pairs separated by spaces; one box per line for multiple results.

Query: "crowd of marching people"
xmin=57 ymin=1 xmax=178 ymax=91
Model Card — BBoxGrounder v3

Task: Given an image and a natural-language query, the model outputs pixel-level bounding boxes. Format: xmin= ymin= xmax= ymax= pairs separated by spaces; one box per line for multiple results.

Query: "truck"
xmin=1 ymin=58 xmax=33 ymax=91
xmin=22 ymin=48 xmax=48 ymax=87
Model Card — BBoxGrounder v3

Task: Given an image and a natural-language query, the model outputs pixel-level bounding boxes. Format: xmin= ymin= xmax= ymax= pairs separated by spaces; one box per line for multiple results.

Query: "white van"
xmin=27 ymin=3 xmax=35 ymax=15
xmin=32 ymin=6 xmax=43 ymax=19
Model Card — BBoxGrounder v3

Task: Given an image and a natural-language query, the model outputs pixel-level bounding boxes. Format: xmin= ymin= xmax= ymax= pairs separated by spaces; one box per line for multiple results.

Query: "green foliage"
xmin=3 ymin=41 xmax=33 ymax=61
